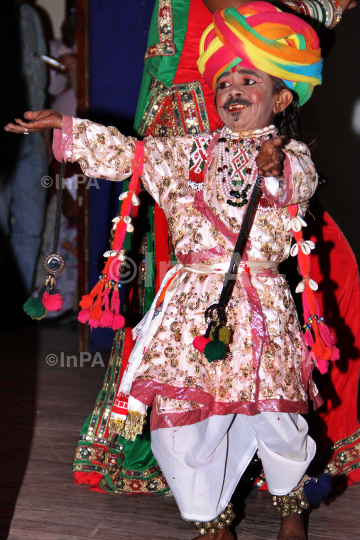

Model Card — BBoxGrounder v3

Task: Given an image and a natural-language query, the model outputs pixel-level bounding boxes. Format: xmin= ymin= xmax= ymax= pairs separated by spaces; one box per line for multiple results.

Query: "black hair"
xmin=272 ymin=77 xmax=302 ymax=141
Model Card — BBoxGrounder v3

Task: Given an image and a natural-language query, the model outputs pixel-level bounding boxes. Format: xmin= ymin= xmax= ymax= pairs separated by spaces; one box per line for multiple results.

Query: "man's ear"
xmin=273 ymin=88 xmax=293 ymax=114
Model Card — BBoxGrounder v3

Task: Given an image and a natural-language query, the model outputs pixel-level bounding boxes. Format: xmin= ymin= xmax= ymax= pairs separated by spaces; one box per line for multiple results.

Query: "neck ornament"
xmin=217 ymin=125 xmax=277 ymax=207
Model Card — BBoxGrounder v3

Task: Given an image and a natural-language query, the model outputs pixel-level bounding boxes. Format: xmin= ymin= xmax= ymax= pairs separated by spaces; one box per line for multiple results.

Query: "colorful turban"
xmin=198 ymin=2 xmax=322 ymax=106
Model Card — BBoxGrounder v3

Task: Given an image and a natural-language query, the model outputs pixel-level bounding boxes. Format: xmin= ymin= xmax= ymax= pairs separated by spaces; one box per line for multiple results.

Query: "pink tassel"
xmin=42 ymin=291 xmax=63 ymax=311
xmin=193 ymin=335 xmax=211 ymax=354
xmin=112 ymin=314 xmax=125 ymax=330
xmin=88 ymin=318 xmax=100 ymax=330
xmin=319 ymin=323 xmax=337 ymax=348
xmin=304 ymin=330 xmax=314 ymax=348
xmin=78 ymin=308 xmax=90 ymax=323
xmin=100 ymin=310 xmax=114 ymax=328
xmin=316 ymin=359 xmax=329 ymax=375
xmin=111 ymin=288 xmax=119 ymax=312
xmin=79 ymin=294 xmax=94 ymax=309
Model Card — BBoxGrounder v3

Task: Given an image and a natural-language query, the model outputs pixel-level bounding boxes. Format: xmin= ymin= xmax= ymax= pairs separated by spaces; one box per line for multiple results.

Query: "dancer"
xmin=72 ymin=0 xmax=360 ymax=496
xmin=5 ymin=3 xmax=338 ymax=538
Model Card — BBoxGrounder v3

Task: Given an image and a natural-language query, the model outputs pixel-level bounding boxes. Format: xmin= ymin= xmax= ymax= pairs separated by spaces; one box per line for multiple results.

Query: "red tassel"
xmin=78 ymin=141 xmax=144 ymax=331
xmin=79 ymin=294 xmax=95 ymax=309
xmin=42 ymin=291 xmax=63 ymax=311
xmin=193 ymin=335 xmax=211 ymax=354
xmin=89 ymin=304 xmax=103 ymax=320
xmin=78 ymin=308 xmax=90 ymax=323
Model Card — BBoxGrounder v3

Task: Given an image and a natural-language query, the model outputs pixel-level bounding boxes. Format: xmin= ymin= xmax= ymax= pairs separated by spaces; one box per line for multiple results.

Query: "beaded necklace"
xmin=217 ymin=124 xmax=276 ymax=208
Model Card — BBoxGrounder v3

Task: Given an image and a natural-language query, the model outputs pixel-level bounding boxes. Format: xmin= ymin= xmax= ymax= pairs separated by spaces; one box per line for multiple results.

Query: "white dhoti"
xmin=151 ymin=412 xmax=316 ymax=522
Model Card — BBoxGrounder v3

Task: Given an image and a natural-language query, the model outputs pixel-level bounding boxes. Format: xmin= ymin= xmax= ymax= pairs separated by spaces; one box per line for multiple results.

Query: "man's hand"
xmin=256 ymin=137 xmax=285 ymax=177
xmin=4 ymin=110 xmax=63 ymax=134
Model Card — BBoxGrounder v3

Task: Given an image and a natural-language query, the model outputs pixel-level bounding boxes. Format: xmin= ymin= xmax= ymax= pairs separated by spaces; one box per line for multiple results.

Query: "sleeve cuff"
xmin=53 ymin=115 xmax=74 ymax=163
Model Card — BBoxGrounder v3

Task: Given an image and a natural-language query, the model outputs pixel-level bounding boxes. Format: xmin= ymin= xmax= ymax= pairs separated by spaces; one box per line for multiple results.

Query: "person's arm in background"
xmin=202 ymin=0 xmax=356 ymax=16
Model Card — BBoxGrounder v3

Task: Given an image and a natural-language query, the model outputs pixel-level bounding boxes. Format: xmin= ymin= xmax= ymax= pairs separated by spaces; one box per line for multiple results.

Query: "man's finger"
xmin=24 ymin=110 xmax=40 ymax=120
xmin=271 ymin=137 xmax=283 ymax=147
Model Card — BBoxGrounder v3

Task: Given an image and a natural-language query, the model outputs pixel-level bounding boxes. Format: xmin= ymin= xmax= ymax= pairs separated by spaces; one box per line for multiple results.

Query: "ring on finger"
xmin=24 ymin=127 xmax=29 ymax=135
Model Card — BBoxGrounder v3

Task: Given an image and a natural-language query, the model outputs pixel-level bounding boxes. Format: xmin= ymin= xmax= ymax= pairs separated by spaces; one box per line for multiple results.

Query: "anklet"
xmin=271 ymin=477 xmax=310 ymax=518
xmin=193 ymin=502 xmax=236 ymax=535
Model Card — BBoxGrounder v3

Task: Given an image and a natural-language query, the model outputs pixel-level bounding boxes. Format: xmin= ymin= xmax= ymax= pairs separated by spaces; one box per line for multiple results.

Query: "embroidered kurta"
xmin=55 ymin=117 xmax=321 ymax=429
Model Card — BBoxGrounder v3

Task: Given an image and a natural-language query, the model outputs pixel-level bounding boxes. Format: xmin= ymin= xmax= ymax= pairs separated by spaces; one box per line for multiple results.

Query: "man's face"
xmin=215 ymin=66 xmax=279 ymax=132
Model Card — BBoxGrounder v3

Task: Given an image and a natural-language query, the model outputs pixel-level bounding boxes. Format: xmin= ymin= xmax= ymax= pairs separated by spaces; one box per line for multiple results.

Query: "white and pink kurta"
xmin=55 ymin=116 xmax=322 ymax=433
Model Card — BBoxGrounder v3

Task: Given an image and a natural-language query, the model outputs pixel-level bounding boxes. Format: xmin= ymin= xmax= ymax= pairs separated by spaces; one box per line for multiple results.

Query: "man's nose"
xmin=229 ymin=85 xmax=243 ymax=97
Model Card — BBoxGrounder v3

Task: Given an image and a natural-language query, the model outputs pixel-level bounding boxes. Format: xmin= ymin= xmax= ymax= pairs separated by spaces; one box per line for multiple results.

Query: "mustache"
xmin=222 ymin=97 xmax=252 ymax=110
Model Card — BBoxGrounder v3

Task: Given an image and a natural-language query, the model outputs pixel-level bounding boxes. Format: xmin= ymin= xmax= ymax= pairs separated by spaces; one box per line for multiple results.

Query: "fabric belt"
xmin=180 ymin=261 xmax=279 ymax=275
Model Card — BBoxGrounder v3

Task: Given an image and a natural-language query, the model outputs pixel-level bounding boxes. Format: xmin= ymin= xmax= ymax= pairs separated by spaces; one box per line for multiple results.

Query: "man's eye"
xmin=217 ymin=81 xmax=230 ymax=90
xmin=244 ymin=78 xmax=256 ymax=85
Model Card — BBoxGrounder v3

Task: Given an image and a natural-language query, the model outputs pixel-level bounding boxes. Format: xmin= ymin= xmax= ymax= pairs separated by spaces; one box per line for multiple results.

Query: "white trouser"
xmin=151 ymin=412 xmax=316 ymax=522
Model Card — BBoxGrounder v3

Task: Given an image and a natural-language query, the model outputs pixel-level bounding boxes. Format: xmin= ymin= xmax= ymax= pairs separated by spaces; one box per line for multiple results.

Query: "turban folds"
xmin=198 ymin=2 xmax=322 ymax=106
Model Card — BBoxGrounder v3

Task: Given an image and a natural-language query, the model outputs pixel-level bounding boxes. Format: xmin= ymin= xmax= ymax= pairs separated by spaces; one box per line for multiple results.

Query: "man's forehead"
xmin=217 ymin=67 xmax=264 ymax=81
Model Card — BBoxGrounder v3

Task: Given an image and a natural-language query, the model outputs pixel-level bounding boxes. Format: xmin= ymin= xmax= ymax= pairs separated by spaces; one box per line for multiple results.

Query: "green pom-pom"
xmin=204 ymin=340 xmax=227 ymax=362
xmin=23 ymin=297 xmax=46 ymax=320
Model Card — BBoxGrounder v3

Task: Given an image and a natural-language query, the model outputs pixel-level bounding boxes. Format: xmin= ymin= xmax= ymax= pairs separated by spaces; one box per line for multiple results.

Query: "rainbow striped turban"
xmin=198 ymin=1 xmax=322 ymax=106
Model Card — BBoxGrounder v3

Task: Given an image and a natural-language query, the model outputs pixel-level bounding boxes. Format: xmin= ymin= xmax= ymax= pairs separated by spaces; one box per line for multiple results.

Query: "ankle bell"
xmin=193 ymin=502 xmax=236 ymax=535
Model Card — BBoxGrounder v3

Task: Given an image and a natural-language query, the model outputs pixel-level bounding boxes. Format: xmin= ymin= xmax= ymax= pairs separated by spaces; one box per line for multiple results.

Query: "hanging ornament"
xmin=77 ymin=141 xmax=145 ymax=330
xmin=288 ymin=204 xmax=339 ymax=374
xmin=23 ymin=161 xmax=66 ymax=320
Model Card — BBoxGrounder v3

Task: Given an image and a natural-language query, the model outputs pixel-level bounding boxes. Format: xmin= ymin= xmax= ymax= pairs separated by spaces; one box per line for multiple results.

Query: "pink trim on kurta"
xmin=241 ymin=271 xmax=271 ymax=407
xmin=176 ymin=246 xmax=225 ymax=264
xmin=193 ymin=192 xmax=238 ymax=244
xmin=281 ymin=154 xmax=294 ymax=206
xmin=150 ymin=398 xmax=309 ymax=430
xmin=53 ymin=115 xmax=74 ymax=163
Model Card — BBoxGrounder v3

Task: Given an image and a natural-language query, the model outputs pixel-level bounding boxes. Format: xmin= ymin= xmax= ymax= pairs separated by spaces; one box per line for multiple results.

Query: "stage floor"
xmin=0 ymin=324 xmax=359 ymax=540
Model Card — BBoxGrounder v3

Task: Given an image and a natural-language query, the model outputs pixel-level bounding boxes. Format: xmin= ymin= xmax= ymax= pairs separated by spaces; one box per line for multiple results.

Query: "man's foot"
xmin=193 ymin=526 xmax=235 ymax=540
xmin=278 ymin=513 xmax=306 ymax=540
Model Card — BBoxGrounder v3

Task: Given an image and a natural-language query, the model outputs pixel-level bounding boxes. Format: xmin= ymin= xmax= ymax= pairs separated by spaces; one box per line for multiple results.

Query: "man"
xmin=5 ymin=3 xmax=335 ymax=539
xmin=0 ymin=0 xmax=48 ymax=303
